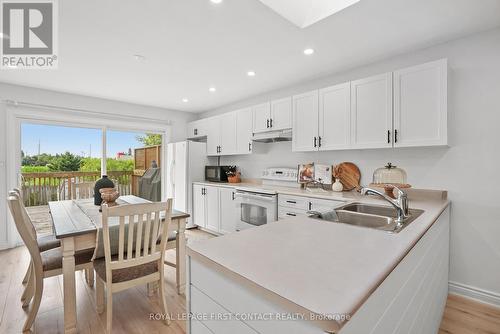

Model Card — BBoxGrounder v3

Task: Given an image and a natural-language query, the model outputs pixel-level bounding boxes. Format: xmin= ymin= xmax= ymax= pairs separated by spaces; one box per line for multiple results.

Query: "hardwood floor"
xmin=0 ymin=229 xmax=498 ymax=333
xmin=439 ymin=294 xmax=500 ymax=334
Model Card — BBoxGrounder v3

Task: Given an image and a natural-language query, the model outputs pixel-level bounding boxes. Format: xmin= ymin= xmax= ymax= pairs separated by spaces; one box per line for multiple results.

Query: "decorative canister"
xmin=94 ymin=175 xmax=115 ymax=205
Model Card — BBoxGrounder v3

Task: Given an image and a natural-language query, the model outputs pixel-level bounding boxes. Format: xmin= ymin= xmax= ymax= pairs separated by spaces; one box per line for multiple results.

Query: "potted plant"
xmin=226 ymin=166 xmax=241 ymax=183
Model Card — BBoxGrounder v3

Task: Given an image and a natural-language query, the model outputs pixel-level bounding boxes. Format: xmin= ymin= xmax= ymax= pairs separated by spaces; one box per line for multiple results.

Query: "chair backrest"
xmin=7 ymin=192 xmax=43 ymax=271
xmin=101 ymin=199 xmax=172 ymax=275
xmin=72 ymin=182 xmax=94 ymax=200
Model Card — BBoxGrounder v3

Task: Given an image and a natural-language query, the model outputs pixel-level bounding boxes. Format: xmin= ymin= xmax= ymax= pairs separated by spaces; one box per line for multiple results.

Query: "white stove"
xmin=261 ymin=167 xmax=299 ymax=188
xmin=234 ymin=168 xmax=298 ymax=231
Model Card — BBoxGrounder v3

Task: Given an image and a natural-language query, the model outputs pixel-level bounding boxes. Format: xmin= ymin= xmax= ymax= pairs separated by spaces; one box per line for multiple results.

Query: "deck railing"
xmin=21 ymin=171 xmax=133 ymax=207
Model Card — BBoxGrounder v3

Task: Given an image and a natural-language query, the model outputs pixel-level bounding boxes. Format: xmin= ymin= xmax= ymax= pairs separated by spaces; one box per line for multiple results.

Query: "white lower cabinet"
xmin=205 ymin=186 xmax=220 ymax=232
xmin=193 ymin=184 xmax=238 ymax=234
xmin=188 ymin=207 xmax=450 ymax=334
xmin=193 ymin=184 xmax=220 ymax=232
xmin=219 ymin=187 xmax=239 ymax=234
xmin=193 ymin=184 xmax=207 ymax=229
xmin=278 ymin=194 xmax=344 ymax=219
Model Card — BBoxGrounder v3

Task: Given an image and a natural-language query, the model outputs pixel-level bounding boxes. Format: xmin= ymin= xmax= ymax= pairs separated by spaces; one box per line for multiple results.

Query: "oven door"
xmin=234 ymin=191 xmax=277 ymax=231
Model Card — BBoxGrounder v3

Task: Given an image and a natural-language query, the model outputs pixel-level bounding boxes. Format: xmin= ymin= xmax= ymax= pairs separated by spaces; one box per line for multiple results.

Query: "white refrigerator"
xmin=166 ymin=141 xmax=210 ymax=228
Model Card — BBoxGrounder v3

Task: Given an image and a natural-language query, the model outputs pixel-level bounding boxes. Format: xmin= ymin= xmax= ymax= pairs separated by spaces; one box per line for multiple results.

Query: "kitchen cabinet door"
xmin=193 ymin=184 xmax=206 ymax=228
xmin=206 ymin=117 xmax=221 ymax=156
xmin=292 ymin=90 xmax=319 ymax=152
xmin=270 ymin=97 xmax=292 ymax=130
xmin=205 ymin=186 xmax=220 ymax=232
xmin=219 ymin=112 xmax=238 ymax=155
xmin=393 ymin=59 xmax=447 ymax=147
xmin=350 ymin=73 xmax=393 ymax=149
xmin=219 ymin=187 xmax=238 ymax=234
xmin=252 ymin=102 xmax=271 ymax=133
xmin=319 ymin=83 xmax=351 ymax=150
xmin=236 ymin=108 xmax=253 ymax=154
xmin=187 ymin=119 xmax=208 ymax=139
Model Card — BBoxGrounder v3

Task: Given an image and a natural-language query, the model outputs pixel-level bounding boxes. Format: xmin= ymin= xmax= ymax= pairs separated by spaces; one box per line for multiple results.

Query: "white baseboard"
xmin=449 ymin=281 xmax=500 ymax=307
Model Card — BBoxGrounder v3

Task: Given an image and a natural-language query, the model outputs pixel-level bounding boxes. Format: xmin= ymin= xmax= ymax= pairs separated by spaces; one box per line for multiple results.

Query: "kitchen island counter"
xmin=187 ymin=190 xmax=450 ymax=333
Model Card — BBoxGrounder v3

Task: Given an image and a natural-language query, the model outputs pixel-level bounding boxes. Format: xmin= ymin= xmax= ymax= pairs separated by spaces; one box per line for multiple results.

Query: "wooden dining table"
xmin=49 ymin=195 xmax=190 ymax=334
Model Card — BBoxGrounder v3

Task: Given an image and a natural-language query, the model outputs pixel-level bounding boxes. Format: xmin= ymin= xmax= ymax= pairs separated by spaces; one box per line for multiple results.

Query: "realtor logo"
xmin=1 ymin=0 xmax=58 ymax=69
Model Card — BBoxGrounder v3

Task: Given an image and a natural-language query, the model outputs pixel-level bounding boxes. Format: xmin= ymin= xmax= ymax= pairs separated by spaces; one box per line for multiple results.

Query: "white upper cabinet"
xmin=319 ymin=83 xmax=351 ymax=150
xmin=393 ymin=59 xmax=448 ymax=147
xmin=205 ymin=117 xmax=220 ymax=156
xmin=351 ymin=73 xmax=393 ymax=149
xmin=270 ymin=97 xmax=292 ymax=130
xmin=236 ymin=108 xmax=253 ymax=154
xmin=206 ymin=113 xmax=237 ymax=156
xmin=219 ymin=112 xmax=237 ymax=155
xmin=292 ymin=90 xmax=319 ymax=152
xmin=194 ymin=59 xmax=447 ymax=154
xmin=187 ymin=119 xmax=208 ymax=139
xmin=252 ymin=98 xmax=292 ymax=133
xmin=252 ymin=102 xmax=271 ymax=133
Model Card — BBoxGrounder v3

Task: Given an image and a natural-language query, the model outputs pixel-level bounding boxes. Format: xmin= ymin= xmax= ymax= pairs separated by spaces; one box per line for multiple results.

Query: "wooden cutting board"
xmin=333 ymin=162 xmax=361 ymax=191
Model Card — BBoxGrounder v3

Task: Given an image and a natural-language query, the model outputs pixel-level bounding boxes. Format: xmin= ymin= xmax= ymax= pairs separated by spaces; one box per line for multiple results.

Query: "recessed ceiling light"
xmin=210 ymin=0 xmax=223 ymax=4
xmin=303 ymin=48 xmax=315 ymax=55
xmin=247 ymin=71 xmax=256 ymax=77
xmin=182 ymin=98 xmax=189 ymax=103
xmin=133 ymin=54 xmax=146 ymax=61
xmin=209 ymin=87 xmax=216 ymax=93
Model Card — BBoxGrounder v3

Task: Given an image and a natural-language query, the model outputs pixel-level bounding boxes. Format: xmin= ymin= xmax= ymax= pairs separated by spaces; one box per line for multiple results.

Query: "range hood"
xmin=252 ymin=129 xmax=292 ymax=143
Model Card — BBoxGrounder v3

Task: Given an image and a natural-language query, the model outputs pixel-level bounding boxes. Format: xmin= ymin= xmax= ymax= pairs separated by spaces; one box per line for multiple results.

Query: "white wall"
xmin=201 ymin=28 xmax=500 ymax=303
xmin=0 ymin=83 xmax=197 ymax=248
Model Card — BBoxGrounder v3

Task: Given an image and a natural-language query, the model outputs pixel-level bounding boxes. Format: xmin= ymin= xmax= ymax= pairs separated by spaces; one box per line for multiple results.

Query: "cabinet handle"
xmin=194 ymin=128 xmax=198 ymax=136
xmin=286 ymin=200 xmax=296 ymax=204
xmin=308 ymin=202 xmax=312 ymax=210
xmin=267 ymin=119 xmax=270 ymax=128
xmin=202 ymin=188 xmax=205 ymax=195
xmin=318 ymin=136 xmax=322 ymax=148
xmin=248 ymin=142 xmax=252 ymax=151
xmin=232 ymin=192 xmax=235 ymax=200
xmin=286 ymin=213 xmax=297 ymax=217
xmin=387 ymin=130 xmax=391 ymax=144
xmin=270 ymin=118 xmax=273 ymax=128
xmin=219 ymin=146 xmax=222 ymax=153
xmin=395 ymin=130 xmax=398 ymax=143
xmin=313 ymin=137 xmax=317 ymax=148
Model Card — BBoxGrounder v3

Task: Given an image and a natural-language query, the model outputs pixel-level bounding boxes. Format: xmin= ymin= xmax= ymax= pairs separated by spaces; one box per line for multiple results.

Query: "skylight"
xmin=258 ymin=0 xmax=360 ymax=28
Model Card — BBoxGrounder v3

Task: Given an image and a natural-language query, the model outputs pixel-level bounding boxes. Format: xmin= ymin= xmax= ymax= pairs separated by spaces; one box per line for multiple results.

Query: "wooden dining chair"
xmin=9 ymin=189 xmax=62 ymax=305
xmin=94 ymin=199 xmax=173 ymax=334
xmin=7 ymin=193 xmax=95 ymax=332
xmin=71 ymin=181 xmax=94 ymax=200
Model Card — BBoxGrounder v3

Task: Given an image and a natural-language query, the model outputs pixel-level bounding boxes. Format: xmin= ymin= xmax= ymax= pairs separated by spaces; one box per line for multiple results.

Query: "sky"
xmin=21 ymin=123 xmax=152 ymax=158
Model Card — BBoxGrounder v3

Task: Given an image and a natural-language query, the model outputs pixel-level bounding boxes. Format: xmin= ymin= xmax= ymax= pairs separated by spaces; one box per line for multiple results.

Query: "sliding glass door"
xmin=106 ymin=129 xmax=163 ymax=201
xmin=20 ymin=123 xmax=164 ymax=209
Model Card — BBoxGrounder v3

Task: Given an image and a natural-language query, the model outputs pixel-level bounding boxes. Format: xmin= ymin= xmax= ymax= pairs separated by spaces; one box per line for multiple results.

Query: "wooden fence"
xmin=21 ymin=171 xmax=133 ymax=207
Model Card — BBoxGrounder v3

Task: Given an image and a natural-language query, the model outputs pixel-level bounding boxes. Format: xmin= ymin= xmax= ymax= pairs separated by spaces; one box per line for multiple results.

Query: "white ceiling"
xmin=1 ymin=0 xmax=500 ymax=113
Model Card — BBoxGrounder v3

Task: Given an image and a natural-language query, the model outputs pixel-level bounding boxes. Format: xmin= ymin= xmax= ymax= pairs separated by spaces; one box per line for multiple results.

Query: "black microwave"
xmin=205 ymin=166 xmax=231 ymax=182
xmin=205 ymin=166 xmax=229 ymax=182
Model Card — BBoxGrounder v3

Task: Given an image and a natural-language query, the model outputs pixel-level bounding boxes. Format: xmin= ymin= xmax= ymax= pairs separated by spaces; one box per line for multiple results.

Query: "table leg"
xmin=176 ymin=218 xmax=187 ymax=295
xmin=62 ymin=237 xmax=77 ymax=334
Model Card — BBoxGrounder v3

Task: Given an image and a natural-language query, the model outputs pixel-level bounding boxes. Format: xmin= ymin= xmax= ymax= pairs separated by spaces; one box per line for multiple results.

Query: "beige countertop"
xmin=188 ymin=183 xmax=450 ymax=332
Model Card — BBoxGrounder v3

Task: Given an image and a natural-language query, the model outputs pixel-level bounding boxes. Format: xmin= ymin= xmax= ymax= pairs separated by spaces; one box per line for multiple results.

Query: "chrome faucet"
xmin=360 ymin=186 xmax=410 ymax=225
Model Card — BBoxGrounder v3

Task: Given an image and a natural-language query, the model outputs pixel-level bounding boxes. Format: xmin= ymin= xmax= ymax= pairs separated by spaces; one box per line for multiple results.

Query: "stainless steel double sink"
xmin=309 ymin=203 xmax=424 ymax=233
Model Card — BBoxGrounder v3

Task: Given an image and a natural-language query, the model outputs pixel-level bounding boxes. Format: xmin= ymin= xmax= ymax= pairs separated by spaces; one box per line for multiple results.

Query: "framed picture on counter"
xmin=298 ymin=163 xmax=315 ymax=183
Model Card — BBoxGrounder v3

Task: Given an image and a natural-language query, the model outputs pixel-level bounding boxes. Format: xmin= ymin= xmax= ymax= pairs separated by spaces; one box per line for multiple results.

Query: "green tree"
xmin=47 ymin=152 xmax=82 ymax=171
xmin=136 ymin=133 xmax=162 ymax=146
xmin=80 ymin=157 xmax=134 ymax=172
